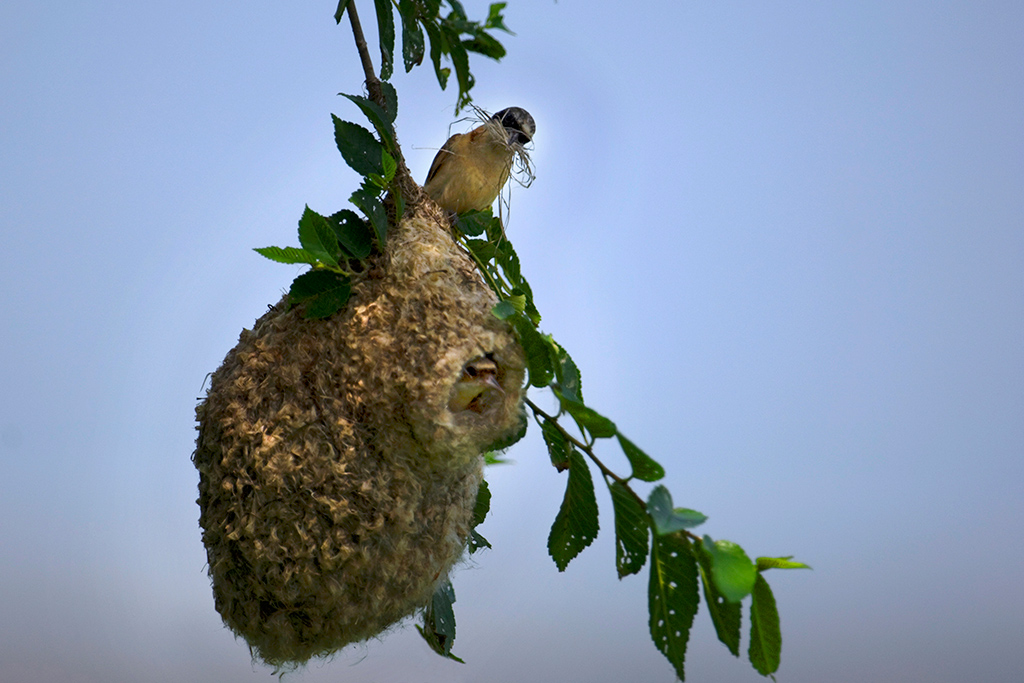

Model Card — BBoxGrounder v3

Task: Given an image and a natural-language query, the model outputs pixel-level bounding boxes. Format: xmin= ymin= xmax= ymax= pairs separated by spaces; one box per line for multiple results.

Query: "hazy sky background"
xmin=2 ymin=1 xmax=1022 ymax=681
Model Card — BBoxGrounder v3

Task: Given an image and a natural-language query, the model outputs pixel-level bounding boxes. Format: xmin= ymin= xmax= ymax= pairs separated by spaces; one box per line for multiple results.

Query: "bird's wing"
xmin=425 ymin=132 xmax=465 ymax=185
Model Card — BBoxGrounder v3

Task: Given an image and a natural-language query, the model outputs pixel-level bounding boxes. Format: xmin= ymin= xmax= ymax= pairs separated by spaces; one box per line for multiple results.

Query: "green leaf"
xmin=288 ymin=270 xmax=352 ymax=319
xmin=373 ymin=0 xmax=395 ymax=80
xmin=297 ymin=206 xmax=340 ymax=267
xmin=483 ymin=451 xmax=510 ymax=466
xmin=485 ymin=2 xmax=511 ymax=32
xmin=608 ymin=481 xmax=649 ymax=578
xmin=510 ymin=315 xmax=553 ymax=388
xmin=648 ymin=532 xmax=699 ymax=680
xmin=552 ymin=343 xmax=583 ymax=403
xmin=617 ymin=434 xmax=665 ymax=482
xmin=399 ymin=1 xmax=425 ymax=72
xmin=757 ymin=556 xmax=812 ymax=571
xmin=472 ymin=479 xmax=490 ymax=528
xmin=380 ymin=81 xmax=398 ymax=124
xmin=463 ymin=237 xmax=496 ymax=263
xmin=696 ymin=540 xmax=741 ymax=656
xmin=748 ymin=573 xmax=782 ymax=677
xmin=423 ymin=20 xmax=450 ymax=90
xmin=446 ymin=28 xmax=473 ymax=111
xmin=332 ymin=116 xmax=385 ymax=177
xmin=547 ymin=449 xmax=599 ymax=571
xmin=468 ymin=528 xmax=491 ymax=554
xmin=540 ymin=417 xmax=569 ymax=471
xmin=462 ymin=32 xmax=505 ymax=60
xmin=253 ymin=246 xmax=319 ymax=266
xmin=504 ymin=291 xmax=526 ymax=313
xmin=327 ymin=209 xmax=373 ymax=259
xmin=491 ymin=301 xmax=516 ymax=320
xmin=702 ymin=535 xmax=757 ymax=603
xmin=554 ymin=388 xmax=616 ymax=439
xmin=334 ymin=0 xmax=352 ymax=24
xmin=417 ymin=579 xmax=464 ymax=662
xmin=453 ymin=208 xmax=493 ymax=236
xmin=382 ymin=150 xmax=397 ymax=184
xmin=646 ymin=486 xmax=706 ymax=535
xmin=338 ymin=92 xmax=396 ymax=151
xmin=349 ymin=178 xmax=388 ymax=247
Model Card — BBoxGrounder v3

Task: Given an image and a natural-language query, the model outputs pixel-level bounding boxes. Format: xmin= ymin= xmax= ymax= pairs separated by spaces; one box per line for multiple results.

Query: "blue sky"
xmin=2 ymin=1 xmax=1022 ymax=681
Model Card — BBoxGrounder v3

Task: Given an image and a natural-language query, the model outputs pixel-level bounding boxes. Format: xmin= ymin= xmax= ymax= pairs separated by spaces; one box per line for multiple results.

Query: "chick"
xmin=449 ymin=356 xmax=505 ymax=414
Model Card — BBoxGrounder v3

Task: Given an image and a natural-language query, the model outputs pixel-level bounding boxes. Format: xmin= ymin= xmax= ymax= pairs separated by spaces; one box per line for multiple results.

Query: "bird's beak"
xmin=482 ymin=374 xmax=505 ymax=394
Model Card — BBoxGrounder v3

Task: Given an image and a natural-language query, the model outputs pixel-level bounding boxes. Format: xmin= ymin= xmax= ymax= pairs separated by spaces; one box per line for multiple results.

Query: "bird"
xmin=424 ymin=107 xmax=535 ymax=214
xmin=448 ymin=356 xmax=505 ymax=414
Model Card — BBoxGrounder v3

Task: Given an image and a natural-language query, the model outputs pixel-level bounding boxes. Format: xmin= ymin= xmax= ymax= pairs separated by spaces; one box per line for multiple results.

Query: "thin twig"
xmin=524 ymin=395 xmax=701 ymax=543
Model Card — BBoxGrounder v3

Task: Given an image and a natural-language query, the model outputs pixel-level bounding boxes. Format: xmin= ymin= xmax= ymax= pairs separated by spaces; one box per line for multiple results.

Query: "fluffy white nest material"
xmin=193 ymin=196 xmax=526 ymax=666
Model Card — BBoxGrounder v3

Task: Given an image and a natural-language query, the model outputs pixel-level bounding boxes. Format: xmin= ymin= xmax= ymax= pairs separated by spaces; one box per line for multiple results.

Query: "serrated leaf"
xmin=327 ymin=209 xmax=373 ymax=259
xmin=553 ymin=344 xmax=583 ymax=403
xmin=472 ymin=479 xmax=490 ymax=528
xmin=467 ymin=529 xmax=491 ymax=554
xmin=540 ymin=417 xmax=569 ymax=471
xmin=485 ymin=2 xmax=511 ymax=32
xmin=380 ymin=81 xmax=398 ymax=123
xmin=504 ymin=292 xmax=526 ymax=313
xmin=453 ymin=208 xmax=493 ymax=236
xmin=491 ymin=301 xmax=516 ymax=320
xmin=349 ymin=178 xmax=388 ymax=246
xmin=749 ymin=573 xmax=781 ymax=676
xmin=253 ymin=246 xmax=319 ymax=265
xmin=648 ymin=532 xmax=699 ymax=680
xmin=555 ymin=388 xmax=616 ymax=439
xmin=462 ymin=32 xmax=505 ymax=60
xmin=446 ymin=29 xmax=473 ymax=111
xmin=647 ymin=486 xmax=706 ymax=535
xmin=423 ymin=20 xmax=450 ymax=90
xmin=288 ymin=270 xmax=352 ymax=319
xmin=702 ymin=535 xmax=757 ymax=603
xmin=463 ymin=237 xmax=496 ymax=262
xmin=609 ymin=480 xmax=649 ymax=578
xmin=373 ymin=0 xmax=395 ymax=80
xmin=418 ymin=579 xmax=463 ymax=661
xmin=757 ymin=556 xmax=812 ymax=571
xmin=297 ymin=206 xmax=340 ymax=267
xmin=547 ymin=449 xmax=599 ymax=571
xmin=696 ymin=540 xmax=741 ymax=656
xmin=338 ymin=92 xmax=396 ymax=152
xmin=332 ymin=116 xmax=385 ymax=177
xmin=510 ymin=315 xmax=553 ymax=388
xmin=399 ymin=1 xmax=425 ymax=72
xmin=382 ymin=149 xmax=397 ymax=183
xmin=483 ymin=451 xmax=510 ymax=466
xmin=617 ymin=434 xmax=665 ymax=482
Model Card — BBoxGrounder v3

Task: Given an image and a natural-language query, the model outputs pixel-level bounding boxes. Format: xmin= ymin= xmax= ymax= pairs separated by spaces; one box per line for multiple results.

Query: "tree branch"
xmin=345 ymin=1 xmax=386 ymax=110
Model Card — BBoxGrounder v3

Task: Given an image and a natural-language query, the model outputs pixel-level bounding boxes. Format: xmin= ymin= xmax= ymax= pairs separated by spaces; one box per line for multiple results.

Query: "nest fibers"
xmin=193 ymin=194 xmax=526 ymax=666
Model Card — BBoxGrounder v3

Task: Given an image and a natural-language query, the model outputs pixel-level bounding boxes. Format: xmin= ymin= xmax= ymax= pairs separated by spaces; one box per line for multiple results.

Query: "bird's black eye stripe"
xmin=510 ymin=130 xmax=530 ymax=146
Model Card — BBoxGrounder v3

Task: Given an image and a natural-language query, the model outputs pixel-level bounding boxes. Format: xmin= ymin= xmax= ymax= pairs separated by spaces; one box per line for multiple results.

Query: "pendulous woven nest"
xmin=193 ymin=192 xmax=526 ymax=666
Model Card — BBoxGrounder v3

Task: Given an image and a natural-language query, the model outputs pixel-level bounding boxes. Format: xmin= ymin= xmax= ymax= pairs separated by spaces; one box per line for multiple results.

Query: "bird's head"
xmin=491 ymin=107 xmax=535 ymax=147
xmin=448 ymin=355 xmax=506 ymax=414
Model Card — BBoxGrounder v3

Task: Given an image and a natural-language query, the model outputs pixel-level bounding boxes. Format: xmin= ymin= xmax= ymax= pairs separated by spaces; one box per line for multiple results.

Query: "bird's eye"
xmin=466 ymin=367 xmax=478 ymax=377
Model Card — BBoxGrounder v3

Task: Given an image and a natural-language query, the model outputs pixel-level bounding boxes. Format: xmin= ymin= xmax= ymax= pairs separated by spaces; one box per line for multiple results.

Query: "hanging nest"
xmin=193 ymin=189 xmax=526 ymax=666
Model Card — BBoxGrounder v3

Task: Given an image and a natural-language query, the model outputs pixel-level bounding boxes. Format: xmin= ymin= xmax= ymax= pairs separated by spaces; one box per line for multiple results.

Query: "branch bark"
xmin=345 ymin=1 xmax=386 ymax=111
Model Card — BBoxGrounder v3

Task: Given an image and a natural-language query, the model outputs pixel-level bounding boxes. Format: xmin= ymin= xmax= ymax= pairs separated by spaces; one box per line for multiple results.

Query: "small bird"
xmin=448 ymin=356 xmax=505 ymax=414
xmin=425 ymin=107 xmax=535 ymax=214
